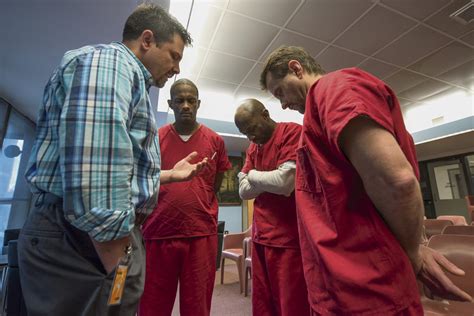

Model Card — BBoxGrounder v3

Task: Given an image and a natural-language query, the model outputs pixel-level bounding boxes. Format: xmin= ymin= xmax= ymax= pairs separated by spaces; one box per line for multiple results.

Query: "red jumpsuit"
xmin=139 ymin=124 xmax=231 ymax=316
xmin=296 ymin=68 xmax=423 ymax=315
xmin=242 ymin=122 xmax=310 ymax=316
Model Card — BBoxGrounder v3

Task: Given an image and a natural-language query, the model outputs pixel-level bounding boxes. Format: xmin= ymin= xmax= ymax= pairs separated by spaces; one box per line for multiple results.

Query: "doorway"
xmin=427 ymin=159 xmax=470 ymax=220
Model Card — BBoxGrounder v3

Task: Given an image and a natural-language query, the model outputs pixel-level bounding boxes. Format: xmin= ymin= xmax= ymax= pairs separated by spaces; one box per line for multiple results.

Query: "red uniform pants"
xmin=139 ymin=235 xmax=217 ymax=316
xmin=252 ymin=242 xmax=310 ymax=316
xmin=311 ymin=301 xmax=423 ymax=316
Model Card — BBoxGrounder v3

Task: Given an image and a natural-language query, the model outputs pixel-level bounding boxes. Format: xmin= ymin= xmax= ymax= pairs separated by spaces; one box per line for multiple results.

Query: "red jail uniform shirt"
xmin=242 ymin=122 xmax=302 ymax=249
xmin=143 ymin=124 xmax=231 ymax=239
xmin=296 ymin=68 xmax=422 ymax=315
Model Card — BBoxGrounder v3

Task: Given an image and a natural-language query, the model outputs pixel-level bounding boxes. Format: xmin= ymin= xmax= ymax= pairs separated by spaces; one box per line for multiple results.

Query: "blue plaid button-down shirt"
xmin=26 ymin=42 xmax=161 ymax=242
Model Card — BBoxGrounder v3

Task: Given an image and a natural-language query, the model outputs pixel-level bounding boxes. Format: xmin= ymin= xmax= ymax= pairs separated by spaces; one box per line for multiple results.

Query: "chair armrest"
xmin=243 ymin=237 xmax=252 ymax=259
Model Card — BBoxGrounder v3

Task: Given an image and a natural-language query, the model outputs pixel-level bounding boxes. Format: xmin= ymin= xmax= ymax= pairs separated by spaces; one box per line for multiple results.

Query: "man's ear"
xmin=262 ymin=109 xmax=270 ymax=119
xmin=197 ymin=100 xmax=201 ymax=110
xmin=167 ymin=99 xmax=173 ymax=109
xmin=288 ymin=60 xmax=303 ymax=78
xmin=140 ymin=30 xmax=155 ymax=51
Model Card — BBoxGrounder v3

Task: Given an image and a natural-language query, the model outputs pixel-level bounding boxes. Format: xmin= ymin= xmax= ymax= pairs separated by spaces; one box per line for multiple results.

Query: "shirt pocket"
xmin=296 ymin=145 xmax=322 ymax=194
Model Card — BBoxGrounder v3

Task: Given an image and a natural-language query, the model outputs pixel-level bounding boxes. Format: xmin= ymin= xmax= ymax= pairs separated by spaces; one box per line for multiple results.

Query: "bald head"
xmin=234 ymin=98 xmax=267 ymax=125
xmin=234 ymin=99 xmax=275 ymax=145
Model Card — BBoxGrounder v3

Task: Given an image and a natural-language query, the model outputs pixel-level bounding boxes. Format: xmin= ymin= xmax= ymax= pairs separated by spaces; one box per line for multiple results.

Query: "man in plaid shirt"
xmin=18 ymin=4 xmax=205 ymax=315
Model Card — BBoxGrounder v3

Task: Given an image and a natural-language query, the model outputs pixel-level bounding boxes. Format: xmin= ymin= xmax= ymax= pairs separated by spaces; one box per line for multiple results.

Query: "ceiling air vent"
xmin=449 ymin=1 xmax=474 ymax=25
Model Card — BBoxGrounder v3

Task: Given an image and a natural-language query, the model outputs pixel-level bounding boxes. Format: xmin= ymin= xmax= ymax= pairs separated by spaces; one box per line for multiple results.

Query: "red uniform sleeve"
xmin=276 ymin=123 xmax=301 ymax=166
xmin=241 ymin=144 xmax=256 ymax=174
xmin=316 ymin=68 xmax=395 ymax=157
xmin=215 ymin=136 xmax=232 ymax=172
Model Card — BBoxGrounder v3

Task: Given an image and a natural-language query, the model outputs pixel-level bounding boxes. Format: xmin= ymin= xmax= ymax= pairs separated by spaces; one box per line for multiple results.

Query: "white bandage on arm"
xmin=247 ymin=161 xmax=296 ymax=196
xmin=238 ymin=172 xmax=263 ymax=200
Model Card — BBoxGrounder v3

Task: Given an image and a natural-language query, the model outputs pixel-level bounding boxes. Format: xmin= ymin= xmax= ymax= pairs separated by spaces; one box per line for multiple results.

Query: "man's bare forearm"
xmin=364 ymin=172 xmax=424 ymax=260
xmin=160 ymin=170 xmax=175 ymax=184
xmin=339 ymin=116 xmax=423 ymax=264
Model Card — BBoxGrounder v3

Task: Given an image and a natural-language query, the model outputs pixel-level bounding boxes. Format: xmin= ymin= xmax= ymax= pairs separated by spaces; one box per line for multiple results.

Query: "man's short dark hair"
xmin=123 ymin=4 xmax=192 ymax=46
xmin=260 ymin=46 xmax=325 ymax=90
xmin=170 ymin=78 xmax=199 ymax=99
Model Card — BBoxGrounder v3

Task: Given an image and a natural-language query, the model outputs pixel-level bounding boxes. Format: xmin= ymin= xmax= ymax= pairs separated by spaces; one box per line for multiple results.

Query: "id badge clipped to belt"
xmin=107 ymin=244 xmax=133 ymax=306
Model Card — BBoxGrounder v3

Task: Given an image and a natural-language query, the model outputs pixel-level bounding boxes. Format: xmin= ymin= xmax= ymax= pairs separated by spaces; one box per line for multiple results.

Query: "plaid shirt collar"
xmin=113 ymin=41 xmax=154 ymax=90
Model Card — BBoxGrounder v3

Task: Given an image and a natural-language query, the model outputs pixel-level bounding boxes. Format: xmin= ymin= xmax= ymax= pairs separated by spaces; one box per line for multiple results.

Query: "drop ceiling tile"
xmin=438 ymin=59 xmax=474 ymax=90
xmin=175 ymin=73 xmax=199 ymax=83
xmin=200 ymin=51 xmax=255 ymax=84
xmin=358 ymin=58 xmax=400 ymax=79
xmin=287 ymin=0 xmax=374 ymax=42
xmin=211 ymin=12 xmax=279 ymax=60
xmin=425 ymin=0 xmax=474 ymax=37
xmin=408 ymin=41 xmax=474 ymax=76
xmin=187 ymin=4 xmax=223 ymax=48
xmin=316 ymin=46 xmax=366 ymax=72
xmin=196 ymin=77 xmax=238 ymax=96
xmin=178 ymin=47 xmax=207 ymax=78
xmin=380 ymin=0 xmax=451 ymax=21
xmin=418 ymin=87 xmax=473 ymax=109
xmin=168 ymin=1 xmax=193 ymax=30
xmin=242 ymin=63 xmax=265 ymax=89
xmin=397 ymin=98 xmax=413 ymax=108
xmin=335 ymin=5 xmax=416 ymax=55
xmin=194 ymin=77 xmax=239 ymax=121
xmin=460 ymin=30 xmax=474 ymax=46
xmin=398 ymin=79 xmax=452 ymax=100
xmin=266 ymin=96 xmax=280 ymax=104
xmin=227 ymin=0 xmax=301 ymax=26
xmin=384 ymin=70 xmax=428 ymax=93
xmin=198 ymin=0 xmax=228 ymax=8
xmin=374 ymin=25 xmax=452 ymax=67
xmin=234 ymin=86 xmax=272 ymax=103
xmin=265 ymin=98 xmax=304 ymax=124
xmin=260 ymin=30 xmax=327 ymax=62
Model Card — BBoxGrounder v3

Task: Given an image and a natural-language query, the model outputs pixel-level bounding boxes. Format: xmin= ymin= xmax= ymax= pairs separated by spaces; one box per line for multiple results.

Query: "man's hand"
xmin=414 ymin=245 xmax=472 ymax=302
xmin=171 ymin=151 xmax=208 ymax=181
xmin=161 ymin=151 xmax=208 ymax=184
xmin=91 ymin=236 xmax=131 ymax=275
xmin=239 ymin=171 xmax=263 ymax=200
